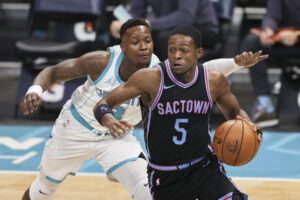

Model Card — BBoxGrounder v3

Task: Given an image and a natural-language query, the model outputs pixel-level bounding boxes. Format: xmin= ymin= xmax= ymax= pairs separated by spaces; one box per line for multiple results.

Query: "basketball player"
xmin=94 ymin=25 xmax=263 ymax=199
xmin=21 ymin=19 xmax=265 ymax=200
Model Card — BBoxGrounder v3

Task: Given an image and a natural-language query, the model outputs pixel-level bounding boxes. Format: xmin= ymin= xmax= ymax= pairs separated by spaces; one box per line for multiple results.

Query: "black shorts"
xmin=147 ymin=153 xmax=248 ymax=200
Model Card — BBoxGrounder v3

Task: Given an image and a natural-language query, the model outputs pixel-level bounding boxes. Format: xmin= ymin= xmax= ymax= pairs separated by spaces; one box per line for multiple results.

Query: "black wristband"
xmin=94 ymin=104 xmax=113 ymax=126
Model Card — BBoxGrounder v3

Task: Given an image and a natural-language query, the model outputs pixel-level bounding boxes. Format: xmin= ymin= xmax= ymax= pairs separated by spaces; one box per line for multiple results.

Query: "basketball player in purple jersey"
xmin=94 ymin=25 xmax=263 ymax=199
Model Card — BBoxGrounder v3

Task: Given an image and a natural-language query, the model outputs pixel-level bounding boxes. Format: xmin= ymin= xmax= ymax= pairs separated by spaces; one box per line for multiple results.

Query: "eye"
xmin=182 ymin=49 xmax=189 ymax=53
xmin=169 ymin=48 xmax=175 ymax=53
xmin=131 ymin=41 xmax=138 ymax=45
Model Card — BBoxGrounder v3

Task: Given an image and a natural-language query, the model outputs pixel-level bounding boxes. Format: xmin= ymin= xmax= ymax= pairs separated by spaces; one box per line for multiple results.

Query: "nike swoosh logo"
xmin=163 ymin=85 xmax=175 ymax=89
xmin=144 ymin=183 xmax=149 ymax=187
xmin=39 ymin=190 xmax=48 ymax=195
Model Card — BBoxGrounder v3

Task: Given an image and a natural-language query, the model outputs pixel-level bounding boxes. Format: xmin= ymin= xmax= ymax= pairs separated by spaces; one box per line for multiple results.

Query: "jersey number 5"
xmin=173 ymin=118 xmax=188 ymax=145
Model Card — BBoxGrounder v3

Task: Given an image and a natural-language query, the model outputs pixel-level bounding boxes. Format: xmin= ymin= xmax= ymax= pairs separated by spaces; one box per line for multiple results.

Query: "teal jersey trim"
xmin=94 ymin=47 xmax=115 ymax=84
xmin=114 ymin=52 xmax=125 ymax=84
xmin=45 ymin=172 xmax=76 ymax=183
xmin=106 ymin=157 xmax=137 ymax=175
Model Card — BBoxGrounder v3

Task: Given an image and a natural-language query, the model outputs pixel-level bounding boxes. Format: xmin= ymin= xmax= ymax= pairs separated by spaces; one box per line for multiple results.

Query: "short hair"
xmin=169 ymin=25 xmax=202 ymax=48
xmin=120 ymin=18 xmax=150 ymax=39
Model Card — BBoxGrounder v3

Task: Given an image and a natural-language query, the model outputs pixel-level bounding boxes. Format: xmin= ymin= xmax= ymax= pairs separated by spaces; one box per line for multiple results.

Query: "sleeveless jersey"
xmin=141 ymin=60 xmax=214 ymax=165
xmin=71 ymin=45 xmax=160 ymax=132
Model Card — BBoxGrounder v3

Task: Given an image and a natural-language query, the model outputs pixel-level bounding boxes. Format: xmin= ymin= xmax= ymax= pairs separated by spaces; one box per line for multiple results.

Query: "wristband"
xmin=26 ymin=85 xmax=43 ymax=96
xmin=94 ymin=104 xmax=114 ymax=126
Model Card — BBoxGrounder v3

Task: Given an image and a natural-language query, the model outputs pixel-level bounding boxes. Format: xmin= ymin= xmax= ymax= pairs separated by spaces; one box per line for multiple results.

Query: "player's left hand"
xmin=236 ymin=115 xmax=263 ymax=145
xmin=234 ymin=50 xmax=269 ymax=68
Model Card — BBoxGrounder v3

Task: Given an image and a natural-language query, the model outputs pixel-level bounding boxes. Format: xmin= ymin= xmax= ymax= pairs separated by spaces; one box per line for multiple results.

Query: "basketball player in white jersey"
xmin=20 ymin=19 xmax=268 ymax=200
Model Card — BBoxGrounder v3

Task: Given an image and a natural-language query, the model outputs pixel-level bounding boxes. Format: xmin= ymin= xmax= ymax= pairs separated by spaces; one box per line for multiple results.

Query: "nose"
xmin=139 ymin=41 xmax=147 ymax=51
xmin=174 ymin=50 xmax=181 ymax=60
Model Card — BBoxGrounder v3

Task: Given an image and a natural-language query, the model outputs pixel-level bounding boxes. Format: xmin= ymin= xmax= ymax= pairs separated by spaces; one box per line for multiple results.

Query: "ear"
xmin=120 ymin=41 xmax=126 ymax=52
xmin=196 ymin=47 xmax=203 ymax=59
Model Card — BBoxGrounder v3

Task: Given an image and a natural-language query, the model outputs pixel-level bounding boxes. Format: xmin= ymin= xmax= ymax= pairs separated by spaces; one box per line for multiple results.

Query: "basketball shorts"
xmin=39 ymin=101 xmax=144 ymax=183
xmin=148 ymin=153 xmax=248 ymax=200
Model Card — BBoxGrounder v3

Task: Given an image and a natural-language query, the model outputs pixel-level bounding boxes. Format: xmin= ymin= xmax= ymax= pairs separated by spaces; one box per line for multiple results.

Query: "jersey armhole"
xmin=150 ymin=65 xmax=164 ymax=110
xmin=94 ymin=47 xmax=115 ymax=84
xmin=203 ymin=65 xmax=213 ymax=109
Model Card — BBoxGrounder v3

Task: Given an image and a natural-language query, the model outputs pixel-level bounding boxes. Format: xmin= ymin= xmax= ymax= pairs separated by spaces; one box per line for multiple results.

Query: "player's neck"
xmin=171 ymin=66 xmax=196 ymax=84
xmin=119 ymin=58 xmax=139 ymax=82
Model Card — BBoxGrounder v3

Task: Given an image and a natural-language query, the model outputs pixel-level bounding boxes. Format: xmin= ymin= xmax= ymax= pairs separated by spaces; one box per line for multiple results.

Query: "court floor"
xmin=1 ymin=125 xmax=300 ymax=199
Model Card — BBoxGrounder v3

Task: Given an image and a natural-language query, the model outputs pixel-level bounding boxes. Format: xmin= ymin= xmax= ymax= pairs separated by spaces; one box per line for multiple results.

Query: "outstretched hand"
xmin=234 ymin=50 xmax=269 ymax=68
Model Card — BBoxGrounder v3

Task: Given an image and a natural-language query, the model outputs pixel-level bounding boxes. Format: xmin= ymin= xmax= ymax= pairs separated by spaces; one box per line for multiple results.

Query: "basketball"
xmin=212 ymin=119 xmax=260 ymax=166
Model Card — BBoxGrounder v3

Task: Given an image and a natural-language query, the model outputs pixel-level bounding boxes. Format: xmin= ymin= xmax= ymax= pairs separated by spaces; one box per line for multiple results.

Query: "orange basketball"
xmin=212 ymin=119 xmax=260 ymax=166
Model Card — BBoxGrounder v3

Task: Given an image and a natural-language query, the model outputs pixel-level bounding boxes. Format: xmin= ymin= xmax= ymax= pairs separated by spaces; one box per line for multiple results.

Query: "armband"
xmin=26 ymin=85 xmax=43 ymax=96
xmin=94 ymin=104 xmax=113 ymax=126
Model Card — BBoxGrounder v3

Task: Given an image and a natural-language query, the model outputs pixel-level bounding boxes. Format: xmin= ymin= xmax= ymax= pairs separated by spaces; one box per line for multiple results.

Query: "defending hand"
xmin=21 ymin=93 xmax=42 ymax=115
xmin=234 ymin=50 xmax=269 ymax=68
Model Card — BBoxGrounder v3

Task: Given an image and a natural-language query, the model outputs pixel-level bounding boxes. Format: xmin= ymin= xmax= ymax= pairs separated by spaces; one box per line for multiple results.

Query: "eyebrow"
xmin=168 ymin=41 xmax=191 ymax=46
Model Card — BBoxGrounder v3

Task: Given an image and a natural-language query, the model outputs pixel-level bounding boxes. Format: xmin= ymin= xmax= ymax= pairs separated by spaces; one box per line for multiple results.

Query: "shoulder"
xmin=208 ymin=70 xmax=226 ymax=84
xmin=208 ymin=70 xmax=230 ymax=99
xmin=73 ymin=50 xmax=112 ymax=79
xmin=131 ymin=67 xmax=161 ymax=81
xmin=126 ymin=67 xmax=161 ymax=89
xmin=79 ymin=50 xmax=111 ymax=67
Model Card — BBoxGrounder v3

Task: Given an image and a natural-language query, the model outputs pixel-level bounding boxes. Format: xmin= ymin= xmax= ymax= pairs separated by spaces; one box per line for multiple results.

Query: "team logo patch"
xmin=63 ymin=120 xmax=70 ymax=128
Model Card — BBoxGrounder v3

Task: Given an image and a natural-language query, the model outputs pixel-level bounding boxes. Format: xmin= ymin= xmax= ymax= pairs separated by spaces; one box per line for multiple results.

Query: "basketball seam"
xmin=222 ymin=120 xmax=237 ymax=164
xmin=244 ymin=121 xmax=257 ymax=164
xmin=233 ymin=120 xmax=244 ymax=166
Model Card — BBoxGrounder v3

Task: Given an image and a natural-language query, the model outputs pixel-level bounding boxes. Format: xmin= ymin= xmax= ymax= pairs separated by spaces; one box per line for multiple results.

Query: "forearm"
xmin=32 ymin=67 xmax=57 ymax=91
xmin=204 ymin=58 xmax=242 ymax=77
xmin=238 ymin=109 xmax=251 ymax=121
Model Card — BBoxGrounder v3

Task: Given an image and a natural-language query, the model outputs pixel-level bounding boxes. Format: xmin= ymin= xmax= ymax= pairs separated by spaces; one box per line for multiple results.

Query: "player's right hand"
xmin=236 ymin=115 xmax=263 ymax=145
xmin=107 ymin=120 xmax=133 ymax=139
xmin=20 ymin=93 xmax=42 ymax=115
xmin=101 ymin=113 xmax=133 ymax=138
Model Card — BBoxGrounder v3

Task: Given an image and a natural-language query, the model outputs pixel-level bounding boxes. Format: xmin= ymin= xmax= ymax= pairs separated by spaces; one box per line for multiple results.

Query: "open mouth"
xmin=173 ymin=63 xmax=183 ymax=68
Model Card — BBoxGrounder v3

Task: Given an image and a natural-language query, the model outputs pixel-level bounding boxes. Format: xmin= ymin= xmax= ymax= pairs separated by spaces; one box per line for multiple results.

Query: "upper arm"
xmin=209 ymin=71 xmax=241 ymax=120
xmin=49 ymin=51 xmax=109 ymax=82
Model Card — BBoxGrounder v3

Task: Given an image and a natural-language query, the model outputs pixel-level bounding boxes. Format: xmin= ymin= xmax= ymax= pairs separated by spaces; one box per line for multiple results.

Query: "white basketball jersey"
xmin=70 ymin=45 xmax=160 ymax=133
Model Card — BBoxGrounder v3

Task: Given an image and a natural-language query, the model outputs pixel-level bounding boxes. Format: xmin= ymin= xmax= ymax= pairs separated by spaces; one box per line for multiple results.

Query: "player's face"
xmin=121 ymin=25 xmax=153 ymax=68
xmin=168 ymin=34 xmax=202 ymax=76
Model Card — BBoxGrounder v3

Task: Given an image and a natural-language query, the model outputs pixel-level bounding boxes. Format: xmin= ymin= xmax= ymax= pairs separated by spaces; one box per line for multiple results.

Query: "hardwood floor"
xmin=1 ymin=172 xmax=300 ymax=200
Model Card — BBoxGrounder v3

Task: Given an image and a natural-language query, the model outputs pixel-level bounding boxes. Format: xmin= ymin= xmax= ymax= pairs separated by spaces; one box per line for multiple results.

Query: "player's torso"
xmin=142 ymin=60 xmax=213 ymax=165
xmin=71 ymin=45 xmax=159 ymax=132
